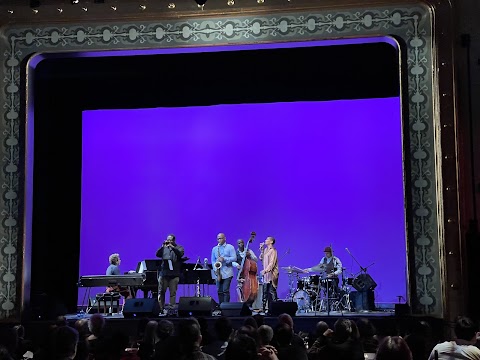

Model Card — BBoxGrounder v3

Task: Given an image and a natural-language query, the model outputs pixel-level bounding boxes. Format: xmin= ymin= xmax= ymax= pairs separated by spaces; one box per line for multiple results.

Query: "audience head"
xmin=157 ymin=319 xmax=174 ymax=340
xmin=376 ymin=336 xmax=412 ymax=360
xmin=356 ymin=318 xmax=376 ymax=338
xmin=244 ymin=316 xmax=258 ymax=329
xmin=253 ymin=314 xmax=265 ymax=327
xmin=88 ymin=314 xmax=105 ymax=336
xmin=53 ymin=326 xmax=79 ymax=359
xmin=258 ymin=325 xmax=274 ymax=346
xmin=178 ymin=318 xmax=202 ymax=352
xmin=238 ymin=325 xmax=258 ymax=344
xmin=0 ymin=346 xmax=13 ymax=360
xmin=144 ymin=320 xmax=158 ymax=343
xmin=0 ymin=327 xmax=17 ymax=356
xmin=13 ymin=325 xmax=25 ymax=339
xmin=454 ymin=316 xmax=478 ymax=342
xmin=214 ymin=317 xmax=233 ymax=342
xmin=334 ymin=319 xmax=353 ymax=342
xmin=74 ymin=319 xmax=89 ymax=336
xmin=55 ymin=315 xmax=68 ymax=328
xmin=315 ymin=321 xmax=329 ymax=338
xmin=278 ymin=313 xmax=294 ymax=329
xmin=225 ymin=334 xmax=257 ymax=360
xmin=275 ymin=323 xmax=293 ymax=347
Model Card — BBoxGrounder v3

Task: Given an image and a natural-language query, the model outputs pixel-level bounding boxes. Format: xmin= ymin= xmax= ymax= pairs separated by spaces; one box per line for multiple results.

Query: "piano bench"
xmin=96 ymin=292 xmax=121 ymax=315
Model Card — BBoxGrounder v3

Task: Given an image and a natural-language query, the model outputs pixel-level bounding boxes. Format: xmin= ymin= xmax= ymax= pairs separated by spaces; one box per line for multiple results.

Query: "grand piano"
xmin=134 ymin=259 xmax=216 ymax=298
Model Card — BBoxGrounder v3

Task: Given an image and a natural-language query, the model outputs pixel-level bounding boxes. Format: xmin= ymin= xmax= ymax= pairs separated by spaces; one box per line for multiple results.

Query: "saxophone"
xmin=214 ymin=245 xmax=222 ymax=281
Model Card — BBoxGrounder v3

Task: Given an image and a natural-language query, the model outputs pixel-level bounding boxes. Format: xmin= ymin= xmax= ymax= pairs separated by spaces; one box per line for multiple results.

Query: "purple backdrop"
xmin=80 ymin=98 xmax=406 ymax=305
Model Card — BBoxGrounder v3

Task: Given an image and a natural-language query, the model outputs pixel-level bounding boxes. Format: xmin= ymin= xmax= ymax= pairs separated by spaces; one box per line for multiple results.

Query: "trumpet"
xmin=214 ymin=261 xmax=222 ymax=280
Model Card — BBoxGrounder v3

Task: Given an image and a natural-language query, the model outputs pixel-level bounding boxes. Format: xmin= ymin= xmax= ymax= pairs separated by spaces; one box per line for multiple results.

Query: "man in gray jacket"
xmin=156 ymin=234 xmax=185 ymax=314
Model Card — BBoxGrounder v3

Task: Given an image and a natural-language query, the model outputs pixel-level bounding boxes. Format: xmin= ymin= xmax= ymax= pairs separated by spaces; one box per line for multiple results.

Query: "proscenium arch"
xmin=0 ymin=0 xmax=460 ymax=321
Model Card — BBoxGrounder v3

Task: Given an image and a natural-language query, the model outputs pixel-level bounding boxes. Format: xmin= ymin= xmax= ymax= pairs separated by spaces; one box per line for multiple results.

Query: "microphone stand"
xmin=345 ymin=248 xmax=375 ymax=312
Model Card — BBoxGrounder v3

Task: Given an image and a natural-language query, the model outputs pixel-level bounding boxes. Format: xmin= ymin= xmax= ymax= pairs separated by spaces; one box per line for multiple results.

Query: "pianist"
xmin=155 ymin=234 xmax=185 ymax=314
xmin=105 ymin=253 xmax=131 ymax=298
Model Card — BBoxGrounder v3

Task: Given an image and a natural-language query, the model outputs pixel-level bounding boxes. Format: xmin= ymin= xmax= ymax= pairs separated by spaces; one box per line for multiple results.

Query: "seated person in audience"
xmin=428 ymin=316 xmax=480 ymax=360
xmin=203 ymin=317 xmax=233 ymax=360
xmin=307 ymin=321 xmax=330 ymax=359
xmin=274 ymin=323 xmax=308 ymax=360
xmin=322 ymin=319 xmax=364 ymax=360
xmin=178 ymin=318 xmax=216 ymax=360
xmin=105 ymin=253 xmax=132 ymax=299
xmin=153 ymin=320 xmax=177 ymax=360
xmin=276 ymin=313 xmax=305 ymax=349
xmin=356 ymin=318 xmax=379 ymax=354
xmin=225 ymin=334 xmax=260 ymax=360
xmin=53 ymin=326 xmax=79 ymax=360
xmin=258 ymin=325 xmax=274 ymax=347
xmin=376 ymin=336 xmax=412 ymax=360
xmin=87 ymin=314 xmax=109 ymax=360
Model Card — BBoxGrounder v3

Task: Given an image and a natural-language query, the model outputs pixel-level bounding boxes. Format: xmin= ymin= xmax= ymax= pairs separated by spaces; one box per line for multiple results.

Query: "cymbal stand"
xmin=285 ymin=271 xmax=298 ymax=301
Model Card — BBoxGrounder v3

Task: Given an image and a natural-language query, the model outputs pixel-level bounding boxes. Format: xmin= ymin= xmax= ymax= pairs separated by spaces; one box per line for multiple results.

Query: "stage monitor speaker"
xmin=178 ymin=297 xmax=216 ymax=317
xmin=123 ymin=298 xmax=160 ymax=318
xmin=352 ymin=274 xmax=377 ymax=292
xmin=395 ymin=303 xmax=410 ymax=316
xmin=269 ymin=301 xmax=298 ymax=317
xmin=350 ymin=290 xmax=375 ymax=311
xmin=220 ymin=302 xmax=252 ymax=317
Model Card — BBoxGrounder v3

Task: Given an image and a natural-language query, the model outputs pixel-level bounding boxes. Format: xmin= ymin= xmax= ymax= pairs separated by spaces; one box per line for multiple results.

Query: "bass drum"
xmin=293 ymin=290 xmax=315 ymax=311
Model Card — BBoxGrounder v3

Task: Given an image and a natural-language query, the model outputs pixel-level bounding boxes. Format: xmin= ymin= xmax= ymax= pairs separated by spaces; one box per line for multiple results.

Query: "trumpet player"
xmin=259 ymin=236 xmax=279 ymax=314
xmin=156 ymin=234 xmax=185 ymax=315
xmin=211 ymin=233 xmax=236 ymax=304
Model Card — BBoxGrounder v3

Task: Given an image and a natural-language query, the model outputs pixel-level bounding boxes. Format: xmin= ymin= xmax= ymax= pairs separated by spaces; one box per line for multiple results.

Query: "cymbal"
xmin=281 ymin=266 xmax=304 ymax=273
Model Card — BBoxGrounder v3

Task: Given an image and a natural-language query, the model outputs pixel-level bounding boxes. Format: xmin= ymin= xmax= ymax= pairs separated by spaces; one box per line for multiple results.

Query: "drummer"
xmin=304 ymin=246 xmax=343 ymax=292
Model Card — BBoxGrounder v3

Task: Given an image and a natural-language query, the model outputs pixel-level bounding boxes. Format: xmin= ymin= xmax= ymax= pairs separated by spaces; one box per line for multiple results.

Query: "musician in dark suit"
xmin=156 ymin=234 xmax=185 ymax=314
xmin=105 ymin=253 xmax=131 ymax=298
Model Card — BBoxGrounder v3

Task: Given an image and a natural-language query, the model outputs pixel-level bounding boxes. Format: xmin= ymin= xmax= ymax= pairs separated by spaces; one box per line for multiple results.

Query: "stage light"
xmin=57 ymin=8 xmax=63 ymax=13
xmin=111 ymin=6 xmax=117 ymax=10
xmin=82 ymin=7 xmax=88 ymax=11
xmin=71 ymin=0 xmax=79 ymax=4
xmin=7 ymin=9 xmax=14 ymax=14
xmin=32 ymin=8 xmax=39 ymax=13
xmin=227 ymin=0 xmax=234 ymax=5
xmin=167 ymin=3 xmax=175 ymax=9
xmin=139 ymin=4 xmax=146 ymax=10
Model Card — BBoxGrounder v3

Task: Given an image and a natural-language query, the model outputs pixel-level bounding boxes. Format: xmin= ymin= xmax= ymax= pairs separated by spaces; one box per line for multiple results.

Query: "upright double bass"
xmin=236 ymin=231 xmax=259 ymax=303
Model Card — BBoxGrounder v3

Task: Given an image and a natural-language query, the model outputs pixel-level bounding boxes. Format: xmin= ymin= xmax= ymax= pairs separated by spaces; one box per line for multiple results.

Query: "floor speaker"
xmin=123 ymin=298 xmax=160 ymax=318
xmin=352 ymin=274 xmax=377 ymax=292
xmin=178 ymin=297 xmax=215 ymax=317
xmin=220 ymin=302 xmax=252 ymax=316
xmin=350 ymin=290 xmax=375 ymax=311
xmin=269 ymin=301 xmax=298 ymax=316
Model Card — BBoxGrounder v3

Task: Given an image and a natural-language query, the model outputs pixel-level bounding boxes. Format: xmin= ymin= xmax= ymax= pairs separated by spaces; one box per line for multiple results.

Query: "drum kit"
xmin=282 ymin=265 xmax=355 ymax=313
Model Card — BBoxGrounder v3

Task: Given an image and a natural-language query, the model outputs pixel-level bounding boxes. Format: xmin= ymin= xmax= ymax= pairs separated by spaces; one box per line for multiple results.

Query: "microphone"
xmin=204 ymin=258 xmax=208 ymax=268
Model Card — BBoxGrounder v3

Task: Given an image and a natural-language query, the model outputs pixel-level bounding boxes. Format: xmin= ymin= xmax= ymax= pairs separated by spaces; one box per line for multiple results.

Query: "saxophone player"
xmin=211 ymin=233 xmax=236 ymax=304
